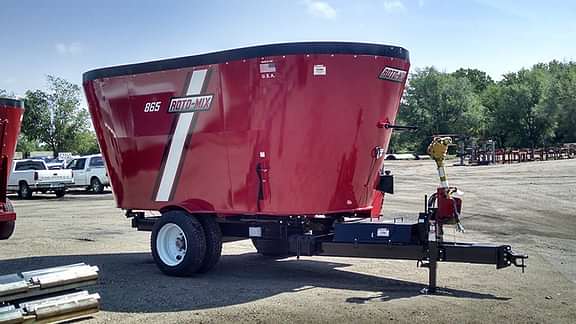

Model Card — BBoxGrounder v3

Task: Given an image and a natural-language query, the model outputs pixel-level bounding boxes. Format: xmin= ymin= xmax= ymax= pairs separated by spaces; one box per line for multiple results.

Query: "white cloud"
xmin=304 ymin=0 xmax=337 ymax=19
xmin=383 ymin=0 xmax=406 ymax=12
xmin=55 ymin=42 xmax=82 ymax=55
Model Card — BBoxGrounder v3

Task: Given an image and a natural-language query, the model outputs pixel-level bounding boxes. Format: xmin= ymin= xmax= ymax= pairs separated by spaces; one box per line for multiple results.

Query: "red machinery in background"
xmin=0 ymin=98 xmax=24 ymax=240
xmin=84 ymin=42 xmax=526 ymax=293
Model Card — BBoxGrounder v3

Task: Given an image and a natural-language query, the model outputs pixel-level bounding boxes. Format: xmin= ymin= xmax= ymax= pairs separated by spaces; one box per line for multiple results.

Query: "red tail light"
xmin=34 ymin=171 xmax=38 ymax=181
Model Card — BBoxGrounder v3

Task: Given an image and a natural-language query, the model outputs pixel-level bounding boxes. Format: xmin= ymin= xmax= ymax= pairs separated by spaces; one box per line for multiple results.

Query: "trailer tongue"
xmin=316 ymin=136 xmax=526 ymax=293
xmin=83 ymin=42 xmax=526 ymax=292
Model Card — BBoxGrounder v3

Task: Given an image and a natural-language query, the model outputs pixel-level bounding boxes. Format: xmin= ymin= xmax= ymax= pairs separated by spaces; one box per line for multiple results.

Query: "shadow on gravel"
xmin=0 ymin=252 xmax=508 ymax=313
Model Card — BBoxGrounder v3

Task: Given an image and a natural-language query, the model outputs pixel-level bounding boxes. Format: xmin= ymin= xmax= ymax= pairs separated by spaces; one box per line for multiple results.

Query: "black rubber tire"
xmin=151 ymin=210 xmax=207 ymax=276
xmin=252 ymin=239 xmax=291 ymax=257
xmin=196 ymin=216 xmax=223 ymax=273
xmin=0 ymin=221 xmax=15 ymax=240
xmin=0 ymin=199 xmax=15 ymax=240
xmin=18 ymin=182 xmax=32 ymax=199
xmin=54 ymin=189 xmax=66 ymax=198
xmin=91 ymin=177 xmax=104 ymax=194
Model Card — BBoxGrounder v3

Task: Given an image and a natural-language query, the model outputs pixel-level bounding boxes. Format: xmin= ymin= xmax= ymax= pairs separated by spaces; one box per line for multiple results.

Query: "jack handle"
xmin=377 ymin=121 xmax=418 ymax=131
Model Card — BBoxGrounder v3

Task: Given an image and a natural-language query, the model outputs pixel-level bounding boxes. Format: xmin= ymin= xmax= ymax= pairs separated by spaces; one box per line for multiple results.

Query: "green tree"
xmin=541 ymin=62 xmax=576 ymax=143
xmin=392 ymin=61 xmax=575 ymax=152
xmin=22 ymin=89 xmax=51 ymax=142
xmin=73 ymin=130 xmax=100 ymax=155
xmin=452 ymin=68 xmax=494 ymax=94
xmin=15 ymin=134 xmax=42 ymax=158
xmin=23 ymin=76 xmax=91 ymax=157
xmin=394 ymin=67 xmax=485 ymax=153
xmin=485 ymin=68 xmax=554 ymax=148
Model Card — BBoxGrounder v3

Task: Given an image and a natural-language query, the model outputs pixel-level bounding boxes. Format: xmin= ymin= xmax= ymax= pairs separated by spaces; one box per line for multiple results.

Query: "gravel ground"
xmin=1 ymin=159 xmax=575 ymax=323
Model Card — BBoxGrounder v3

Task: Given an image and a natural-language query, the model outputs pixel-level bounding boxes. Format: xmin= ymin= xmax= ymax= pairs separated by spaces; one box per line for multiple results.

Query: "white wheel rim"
xmin=156 ymin=223 xmax=187 ymax=266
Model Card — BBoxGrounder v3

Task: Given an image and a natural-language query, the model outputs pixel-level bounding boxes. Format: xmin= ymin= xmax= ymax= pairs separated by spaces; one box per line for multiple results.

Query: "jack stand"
xmin=421 ymin=219 xmax=439 ymax=294
xmin=420 ymin=211 xmax=440 ymax=295
xmin=427 ymin=240 xmax=438 ymax=294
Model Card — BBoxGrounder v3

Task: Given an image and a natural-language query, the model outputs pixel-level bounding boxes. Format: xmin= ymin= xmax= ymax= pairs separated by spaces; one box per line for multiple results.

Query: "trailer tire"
xmin=252 ymin=239 xmax=291 ymax=257
xmin=0 ymin=221 xmax=15 ymax=240
xmin=151 ymin=211 xmax=207 ymax=276
xmin=18 ymin=182 xmax=32 ymax=199
xmin=54 ymin=189 xmax=66 ymax=198
xmin=0 ymin=199 xmax=14 ymax=239
xmin=197 ymin=216 xmax=222 ymax=273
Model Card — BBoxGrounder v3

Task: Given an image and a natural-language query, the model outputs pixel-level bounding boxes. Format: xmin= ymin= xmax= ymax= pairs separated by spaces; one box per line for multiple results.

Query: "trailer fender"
xmin=159 ymin=199 xmax=216 ymax=216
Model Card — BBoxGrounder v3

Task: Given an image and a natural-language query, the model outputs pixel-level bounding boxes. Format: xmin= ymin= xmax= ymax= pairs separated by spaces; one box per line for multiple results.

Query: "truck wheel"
xmin=0 ymin=221 xmax=15 ymax=240
xmin=18 ymin=182 xmax=32 ymax=199
xmin=197 ymin=216 xmax=222 ymax=273
xmin=55 ymin=189 xmax=66 ymax=198
xmin=252 ymin=239 xmax=291 ymax=257
xmin=90 ymin=177 xmax=104 ymax=194
xmin=151 ymin=210 xmax=207 ymax=276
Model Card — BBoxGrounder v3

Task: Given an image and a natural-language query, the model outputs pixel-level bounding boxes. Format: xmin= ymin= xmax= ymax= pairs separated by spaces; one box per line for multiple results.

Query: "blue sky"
xmin=1 ymin=0 xmax=575 ymax=97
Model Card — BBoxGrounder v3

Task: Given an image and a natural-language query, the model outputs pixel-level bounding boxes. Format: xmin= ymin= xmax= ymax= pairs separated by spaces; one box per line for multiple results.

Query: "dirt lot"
xmin=1 ymin=159 xmax=575 ymax=323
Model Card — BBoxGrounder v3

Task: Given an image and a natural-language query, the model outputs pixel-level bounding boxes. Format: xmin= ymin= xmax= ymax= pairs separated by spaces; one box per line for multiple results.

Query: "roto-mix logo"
xmin=379 ymin=67 xmax=407 ymax=83
xmin=168 ymin=94 xmax=214 ymax=113
xmin=154 ymin=68 xmax=213 ymax=202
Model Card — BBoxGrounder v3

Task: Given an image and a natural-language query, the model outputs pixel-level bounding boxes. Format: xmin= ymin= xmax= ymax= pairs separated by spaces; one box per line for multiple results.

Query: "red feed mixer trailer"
xmin=0 ymin=98 xmax=23 ymax=240
xmin=83 ymin=42 xmax=526 ymax=292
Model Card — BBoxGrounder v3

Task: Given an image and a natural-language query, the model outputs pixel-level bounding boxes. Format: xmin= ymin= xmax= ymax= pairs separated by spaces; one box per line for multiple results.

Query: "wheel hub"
xmin=175 ymin=235 xmax=186 ymax=250
xmin=156 ymin=223 xmax=188 ymax=266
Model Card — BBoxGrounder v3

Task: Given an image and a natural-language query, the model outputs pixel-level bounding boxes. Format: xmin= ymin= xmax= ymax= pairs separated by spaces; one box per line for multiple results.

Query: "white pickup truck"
xmin=66 ymin=154 xmax=110 ymax=194
xmin=8 ymin=159 xmax=74 ymax=199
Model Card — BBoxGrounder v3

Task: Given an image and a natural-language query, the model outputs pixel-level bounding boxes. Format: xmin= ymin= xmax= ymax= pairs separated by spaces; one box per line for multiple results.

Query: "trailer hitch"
xmin=504 ymin=248 xmax=528 ymax=273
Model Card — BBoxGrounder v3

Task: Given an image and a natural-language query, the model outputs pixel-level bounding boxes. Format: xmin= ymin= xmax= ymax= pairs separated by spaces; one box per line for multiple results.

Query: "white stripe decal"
xmin=155 ymin=69 xmax=208 ymax=202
